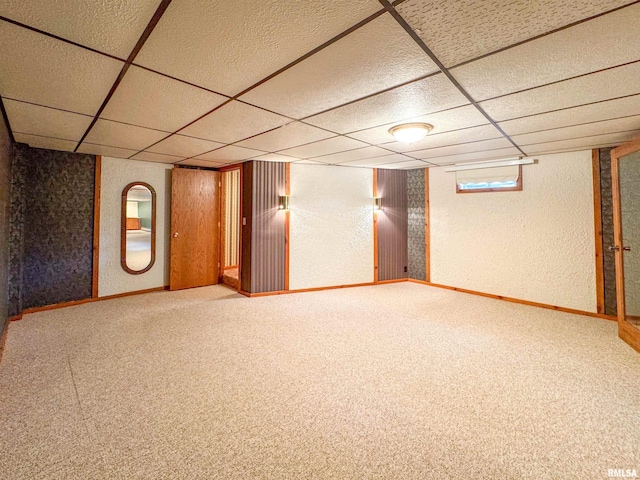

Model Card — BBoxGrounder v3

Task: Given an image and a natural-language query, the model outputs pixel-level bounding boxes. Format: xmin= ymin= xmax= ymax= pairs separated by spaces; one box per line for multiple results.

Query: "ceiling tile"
xmin=178 ymin=159 xmax=227 ymax=168
xmin=312 ymin=146 xmax=392 ymax=164
xmin=426 ymin=147 xmax=522 ymax=165
xmin=522 ymin=131 xmax=640 ymax=155
xmin=240 ymin=13 xmax=438 ymax=118
xmin=101 ymin=66 xmax=228 ymax=132
xmin=194 ymin=145 xmax=266 ymax=162
xmin=0 ymin=0 xmax=160 ymax=58
xmin=304 ymin=74 xmax=469 ymax=133
xmin=346 ymin=105 xmax=489 ymax=145
xmin=292 ymin=159 xmax=330 ymax=165
xmin=452 ymin=4 xmax=640 ymax=101
xmin=82 ymin=120 xmax=168 ymax=151
xmin=131 ymin=151 xmax=184 ymax=164
xmin=397 ymin=0 xmax=631 ymax=67
xmin=77 ymin=143 xmax=139 ymax=159
xmin=511 ymin=116 xmax=640 ymax=146
xmin=376 ymin=159 xmax=431 ymax=169
xmin=383 ymin=124 xmax=504 ymax=153
xmin=180 ymin=101 xmax=290 ymax=144
xmin=278 ymin=136 xmax=368 ymax=158
xmin=479 ymin=61 xmax=640 ymax=122
xmin=147 ymin=134 xmax=225 ymax=158
xmin=498 ymin=95 xmax=640 ymax=136
xmin=251 ymin=153 xmax=300 ymax=163
xmin=236 ymin=122 xmax=334 ymax=152
xmin=337 ymin=153 xmax=416 ymax=167
xmin=135 ymin=0 xmax=382 ymax=96
xmin=0 ymin=22 xmax=123 ymax=115
xmin=410 ymin=138 xmax=514 ymax=160
xmin=13 ymin=133 xmax=77 ymax=152
xmin=4 ymin=99 xmax=92 ymax=141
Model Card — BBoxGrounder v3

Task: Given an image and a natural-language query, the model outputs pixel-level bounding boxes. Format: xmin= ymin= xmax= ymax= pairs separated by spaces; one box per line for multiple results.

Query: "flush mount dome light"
xmin=389 ymin=123 xmax=433 ymax=143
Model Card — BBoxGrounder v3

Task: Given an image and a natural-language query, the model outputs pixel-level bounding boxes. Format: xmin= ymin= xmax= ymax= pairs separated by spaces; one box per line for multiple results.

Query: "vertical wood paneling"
xmin=377 ymin=169 xmax=408 ymax=281
xmin=250 ymin=161 xmax=286 ymax=293
xmin=240 ymin=162 xmax=253 ymax=293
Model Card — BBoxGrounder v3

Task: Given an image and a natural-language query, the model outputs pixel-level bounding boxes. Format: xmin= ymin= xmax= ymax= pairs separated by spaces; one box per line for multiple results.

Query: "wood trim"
xmin=424 ymin=168 xmax=430 ymax=283
xmin=285 ymin=162 xmax=291 ymax=291
xmin=239 ymin=279 xmax=406 ymax=298
xmin=0 ymin=318 xmax=10 ymax=365
xmin=220 ymin=172 xmax=227 ymax=281
xmin=408 ymin=279 xmax=617 ymax=321
xmin=373 ymin=168 xmax=379 ymax=282
xmin=219 ymin=163 xmax=244 ymax=173
xmin=610 ymin=148 xmax=626 ymax=324
xmin=592 ymin=149 xmax=605 ymax=314
xmin=120 ymin=182 xmax=156 ymax=275
xmin=9 ymin=314 xmax=23 ymax=322
xmin=224 ymin=265 xmax=238 ymax=270
xmin=619 ymin=319 xmax=640 ymax=353
xmin=11 ymin=286 xmax=169 ymax=319
xmin=92 ymin=155 xmax=102 ymax=298
xmin=238 ymin=165 xmax=244 ymax=292
xmin=455 ymin=165 xmax=523 ymax=194
xmin=610 ymin=132 xmax=640 ymax=158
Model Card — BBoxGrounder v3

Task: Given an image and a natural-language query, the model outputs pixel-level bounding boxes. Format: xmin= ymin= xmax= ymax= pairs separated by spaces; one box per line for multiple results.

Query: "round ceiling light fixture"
xmin=388 ymin=123 xmax=434 ymax=143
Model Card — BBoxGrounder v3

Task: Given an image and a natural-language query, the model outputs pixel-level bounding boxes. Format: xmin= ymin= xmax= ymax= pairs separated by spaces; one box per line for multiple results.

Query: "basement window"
xmin=456 ymin=165 xmax=522 ymax=193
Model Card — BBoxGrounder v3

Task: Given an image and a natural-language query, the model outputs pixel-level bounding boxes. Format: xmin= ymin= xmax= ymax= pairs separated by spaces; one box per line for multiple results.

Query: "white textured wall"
xmin=290 ymin=164 xmax=373 ymax=290
xmin=430 ymin=151 xmax=597 ymax=312
xmin=99 ymin=157 xmax=172 ymax=297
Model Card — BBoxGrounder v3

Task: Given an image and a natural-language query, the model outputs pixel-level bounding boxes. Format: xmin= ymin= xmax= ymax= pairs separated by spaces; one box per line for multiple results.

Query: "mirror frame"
xmin=121 ymin=182 xmax=156 ymax=275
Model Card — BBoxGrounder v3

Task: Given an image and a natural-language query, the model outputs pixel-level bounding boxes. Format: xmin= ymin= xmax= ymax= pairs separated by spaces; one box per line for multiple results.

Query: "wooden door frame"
xmin=219 ymin=164 xmax=243 ymax=291
xmin=611 ymin=135 xmax=640 ymax=353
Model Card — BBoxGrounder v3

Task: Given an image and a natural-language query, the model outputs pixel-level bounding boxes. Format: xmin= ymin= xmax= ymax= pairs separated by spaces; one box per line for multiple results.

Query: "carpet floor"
xmin=0 ymin=283 xmax=638 ymax=479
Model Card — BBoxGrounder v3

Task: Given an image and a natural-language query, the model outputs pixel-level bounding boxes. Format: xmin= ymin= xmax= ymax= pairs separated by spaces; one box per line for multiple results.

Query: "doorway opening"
xmin=221 ymin=167 xmax=241 ymax=290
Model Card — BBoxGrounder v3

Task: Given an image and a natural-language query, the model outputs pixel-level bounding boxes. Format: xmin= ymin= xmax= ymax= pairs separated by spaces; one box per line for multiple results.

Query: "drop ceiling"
xmin=1 ymin=0 xmax=639 ymax=170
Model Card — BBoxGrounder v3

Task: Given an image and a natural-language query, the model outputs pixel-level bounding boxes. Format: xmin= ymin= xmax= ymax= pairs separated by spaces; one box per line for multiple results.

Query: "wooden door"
xmin=611 ymin=136 xmax=640 ymax=353
xmin=170 ymin=167 xmax=220 ymax=290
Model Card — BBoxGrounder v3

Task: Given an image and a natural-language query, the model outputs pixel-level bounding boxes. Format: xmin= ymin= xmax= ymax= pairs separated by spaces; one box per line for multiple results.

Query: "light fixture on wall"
xmin=373 ymin=197 xmax=382 ymax=211
xmin=278 ymin=195 xmax=290 ymax=211
xmin=388 ymin=123 xmax=433 ymax=143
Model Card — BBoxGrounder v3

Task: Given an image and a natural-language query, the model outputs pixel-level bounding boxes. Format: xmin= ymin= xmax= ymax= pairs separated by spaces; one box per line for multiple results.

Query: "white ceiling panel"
xmin=83 ymin=120 xmax=168 ymax=151
xmin=134 ymin=0 xmax=382 ymax=96
xmin=76 ymin=143 xmax=139 ymax=159
xmin=397 ymin=0 xmax=631 ymax=67
xmin=376 ymin=159 xmax=431 ymax=169
xmin=522 ymin=131 xmax=640 ymax=155
xmin=499 ymin=95 xmax=640 ymax=136
xmin=278 ymin=136 xmax=368 ymax=158
xmin=479 ymin=61 xmax=640 ymax=122
xmin=236 ymin=122 xmax=334 ymax=152
xmin=452 ymin=4 xmax=640 ymax=101
xmin=101 ymin=65 xmax=227 ymax=132
xmin=0 ymin=0 xmax=160 ymax=58
xmin=304 ymin=74 xmax=469 ymax=133
xmin=13 ymin=133 xmax=77 ymax=152
xmin=426 ymin=147 xmax=523 ymax=165
xmin=147 ymin=134 xmax=224 ymax=158
xmin=410 ymin=138 xmax=514 ymax=160
xmin=0 ymin=22 xmax=123 ymax=115
xmin=178 ymin=159 xmax=228 ymax=168
xmin=337 ymin=153 xmax=416 ymax=167
xmin=4 ymin=100 xmax=92 ymax=141
xmin=131 ymin=151 xmax=184 ymax=164
xmin=382 ymin=124 xmax=504 ymax=154
xmin=180 ymin=101 xmax=290 ymax=144
xmin=194 ymin=145 xmax=266 ymax=163
xmin=512 ymin=116 xmax=640 ymax=146
xmin=291 ymin=159 xmax=327 ymax=165
xmin=240 ymin=13 xmax=438 ymax=118
xmin=251 ymin=153 xmax=300 ymax=163
xmin=311 ymin=146 xmax=392 ymax=164
xmin=346 ymin=105 xmax=489 ymax=145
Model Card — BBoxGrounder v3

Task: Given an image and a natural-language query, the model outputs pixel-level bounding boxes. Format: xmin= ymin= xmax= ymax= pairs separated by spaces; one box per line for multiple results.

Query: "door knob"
xmin=609 ymin=245 xmax=620 ymax=251
xmin=173 ymin=232 xmax=179 ymax=238
xmin=623 ymin=246 xmax=631 ymax=251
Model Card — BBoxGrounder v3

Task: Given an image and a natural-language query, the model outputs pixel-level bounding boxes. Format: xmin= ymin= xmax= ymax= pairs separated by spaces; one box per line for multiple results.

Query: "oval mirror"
xmin=121 ymin=182 xmax=156 ymax=274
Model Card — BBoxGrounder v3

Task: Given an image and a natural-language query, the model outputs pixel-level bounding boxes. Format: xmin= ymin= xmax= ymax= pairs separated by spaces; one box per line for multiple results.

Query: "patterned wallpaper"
xmin=8 ymin=144 xmax=95 ymax=316
xmin=0 ymin=108 xmax=11 ymax=333
xmin=599 ymin=148 xmax=617 ymax=316
xmin=407 ymin=169 xmax=426 ymax=281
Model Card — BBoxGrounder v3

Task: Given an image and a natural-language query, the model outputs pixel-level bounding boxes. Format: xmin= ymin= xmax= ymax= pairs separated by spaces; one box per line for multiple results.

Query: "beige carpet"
xmin=0 ymin=283 xmax=638 ymax=479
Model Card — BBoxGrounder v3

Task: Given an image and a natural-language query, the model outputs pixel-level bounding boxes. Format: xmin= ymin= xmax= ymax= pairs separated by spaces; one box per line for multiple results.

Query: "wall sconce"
xmin=279 ymin=195 xmax=290 ymax=211
xmin=373 ymin=197 xmax=382 ymax=211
